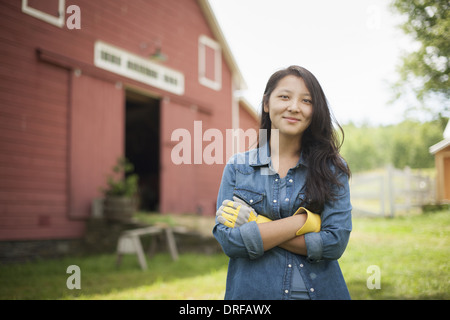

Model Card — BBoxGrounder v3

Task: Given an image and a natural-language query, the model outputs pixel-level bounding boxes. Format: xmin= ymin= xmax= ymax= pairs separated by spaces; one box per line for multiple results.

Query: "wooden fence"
xmin=349 ymin=165 xmax=435 ymax=217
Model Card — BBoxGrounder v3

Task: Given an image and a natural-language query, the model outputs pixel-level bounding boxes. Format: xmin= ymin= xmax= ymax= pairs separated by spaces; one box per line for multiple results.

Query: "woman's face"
xmin=264 ymin=75 xmax=313 ymax=138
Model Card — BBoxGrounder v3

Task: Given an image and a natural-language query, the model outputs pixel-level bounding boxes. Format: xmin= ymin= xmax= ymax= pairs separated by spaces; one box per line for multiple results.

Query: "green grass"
xmin=0 ymin=210 xmax=448 ymax=300
xmin=340 ymin=210 xmax=450 ymax=299
xmin=0 ymin=253 xmax=228 ymax=300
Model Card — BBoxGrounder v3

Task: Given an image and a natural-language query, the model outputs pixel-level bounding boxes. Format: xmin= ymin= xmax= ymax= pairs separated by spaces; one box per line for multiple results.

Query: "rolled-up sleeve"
xmin=213 ymin=221 xmax=264 ymax=259
xmin=304 ymin=170 xmax=352 ymax=262
xmin=213 ymin=156 xmax=265 ymax=260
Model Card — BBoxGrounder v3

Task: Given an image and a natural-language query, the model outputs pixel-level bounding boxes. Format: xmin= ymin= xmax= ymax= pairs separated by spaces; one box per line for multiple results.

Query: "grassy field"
xmin=0 ymin=210 xmax=448 ymax=300
xmin=340 ymin=209 xmax=449 ymax=299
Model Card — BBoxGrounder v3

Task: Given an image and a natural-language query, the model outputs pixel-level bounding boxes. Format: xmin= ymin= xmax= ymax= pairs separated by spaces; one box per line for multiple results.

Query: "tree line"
xmin=339 ymin=117 xmax=447 ymax=172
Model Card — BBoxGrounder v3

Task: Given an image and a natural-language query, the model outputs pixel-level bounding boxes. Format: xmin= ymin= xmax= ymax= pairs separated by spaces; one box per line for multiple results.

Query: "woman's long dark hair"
xmin=260 ymin=65 xmax=351 ymax=213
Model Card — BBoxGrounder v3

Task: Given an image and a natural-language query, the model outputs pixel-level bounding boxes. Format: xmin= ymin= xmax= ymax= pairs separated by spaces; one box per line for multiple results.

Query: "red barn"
xmin=0 ymin=0 xmax=259 ymax=251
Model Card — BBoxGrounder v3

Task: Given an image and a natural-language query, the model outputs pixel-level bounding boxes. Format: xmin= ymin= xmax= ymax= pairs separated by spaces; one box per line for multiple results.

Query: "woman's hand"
xmin=216 ymin=197 xmax=272 ymax=228
xmin=216 ymin=199 xmax=321 ymax=255
xmin=216 ymin=196 xmax=258 ymax=228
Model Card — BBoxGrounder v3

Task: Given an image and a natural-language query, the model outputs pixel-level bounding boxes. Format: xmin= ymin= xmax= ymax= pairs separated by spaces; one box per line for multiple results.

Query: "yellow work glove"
xmin=293 ymin=207 xmax=321 ymax=235
xmin=216 ymin=196 xmax=272 ymax=228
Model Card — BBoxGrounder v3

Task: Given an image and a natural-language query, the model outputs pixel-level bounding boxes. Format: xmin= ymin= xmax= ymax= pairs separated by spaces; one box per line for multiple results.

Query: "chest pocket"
xmin=233 ymin=188 xmax=265 ymax=214
xmin=293 ymin=192 xmax=308 ymax=213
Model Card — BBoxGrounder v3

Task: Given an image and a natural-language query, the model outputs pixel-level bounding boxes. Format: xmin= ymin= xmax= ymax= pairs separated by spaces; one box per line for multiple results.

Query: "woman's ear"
xmin=263 ymin=96 xmax=269 ymax=113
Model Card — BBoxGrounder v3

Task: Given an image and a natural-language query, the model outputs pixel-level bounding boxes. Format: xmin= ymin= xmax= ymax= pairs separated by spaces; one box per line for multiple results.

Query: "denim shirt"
xmin=213 ymin=145 xmax=352 ymax=300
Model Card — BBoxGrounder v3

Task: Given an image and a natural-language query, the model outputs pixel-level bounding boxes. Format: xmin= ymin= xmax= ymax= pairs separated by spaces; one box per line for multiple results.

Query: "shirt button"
xmin=289 ymin=179 xmax=293 ymax=183
xmin=284 ymin=290 xmax=289 ymax=294
xmin=288 ymin=264 xmax=292 ymax=268
xmin=285 ymin=198 xmax=289 ymax=202
xmin=299 ymin=264 xmax=304 ymax=268
xmin=275 ymin=178 xmax=279 ymax=182
xmin=310 ymin=288 xmax=315 ymax=293
xmin=249 ymin=199 xmax=253 ymax=203
xmin=273 ymin=199 xmax=277 ymax=203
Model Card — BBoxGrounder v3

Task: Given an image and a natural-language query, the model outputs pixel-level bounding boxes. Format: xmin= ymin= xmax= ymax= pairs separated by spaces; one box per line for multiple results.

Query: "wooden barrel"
xmin=103 ymin=196 xmax=136 ymax=223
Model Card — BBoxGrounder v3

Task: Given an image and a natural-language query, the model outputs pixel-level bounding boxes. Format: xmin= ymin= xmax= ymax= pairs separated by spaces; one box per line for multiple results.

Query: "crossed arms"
xmin=216 ymin=197 xmax=321 ymax=255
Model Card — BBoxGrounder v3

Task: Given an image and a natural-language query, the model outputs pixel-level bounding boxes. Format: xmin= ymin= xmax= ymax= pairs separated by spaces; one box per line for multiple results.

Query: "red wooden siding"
xmin=159 ymin=98 xmax=225 ymax=215
xmin=0 ymin=0 xmax=251 ymax=241
xmin=445 ymin=155 xmax=450 ymax=200
xmin=0 ymin=39 xmax=78 ymax=240
xmin=238 ymin=101 xmax=260 ymax=152
xmin=69 ymin=73 xmax=124 ymax=219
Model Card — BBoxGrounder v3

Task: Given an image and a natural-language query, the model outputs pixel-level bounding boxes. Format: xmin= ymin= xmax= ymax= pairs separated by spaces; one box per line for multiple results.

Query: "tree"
xmin=340 ymin=123 xmax=387 ymax=172
xmin=390 ymin=0 xmax=449 ymax=117
xmin=340 ymin=119 xmax=445 ymax=172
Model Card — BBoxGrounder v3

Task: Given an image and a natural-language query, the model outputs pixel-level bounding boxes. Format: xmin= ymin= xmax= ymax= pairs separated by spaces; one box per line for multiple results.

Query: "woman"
xmin=213 ymin=65 xmax=352 ymax=300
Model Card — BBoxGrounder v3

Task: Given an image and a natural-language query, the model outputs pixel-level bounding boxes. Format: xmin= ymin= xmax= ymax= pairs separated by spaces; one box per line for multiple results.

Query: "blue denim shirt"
xmin=213 ymin=145 xmax=352 ymax=300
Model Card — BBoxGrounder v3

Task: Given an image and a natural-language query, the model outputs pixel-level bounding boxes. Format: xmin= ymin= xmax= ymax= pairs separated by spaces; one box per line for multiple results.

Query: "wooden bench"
xmin=116 ymin=225 xmax=186 ymax=270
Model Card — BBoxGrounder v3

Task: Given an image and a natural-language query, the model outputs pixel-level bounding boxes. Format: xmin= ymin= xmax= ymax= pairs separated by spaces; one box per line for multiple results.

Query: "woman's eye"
xmin=303 ymin=99 xmax=312 ymax=104
xmin=279 ymin=95 xmax=289 ymax=100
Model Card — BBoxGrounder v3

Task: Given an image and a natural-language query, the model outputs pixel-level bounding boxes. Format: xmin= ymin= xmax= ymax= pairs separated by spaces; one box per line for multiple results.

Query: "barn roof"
xmin=429 ymin=121 xmax=450 ymax=154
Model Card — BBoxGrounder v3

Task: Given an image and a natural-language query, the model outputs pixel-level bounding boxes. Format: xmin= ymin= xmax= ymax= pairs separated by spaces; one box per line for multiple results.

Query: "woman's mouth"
xmin=283 ymin=117 xmax=300 ymax=123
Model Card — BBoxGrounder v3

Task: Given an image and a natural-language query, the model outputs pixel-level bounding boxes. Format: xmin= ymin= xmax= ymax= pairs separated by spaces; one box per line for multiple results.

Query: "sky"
xmin=208 ymin=0 xmax=418 ymax=126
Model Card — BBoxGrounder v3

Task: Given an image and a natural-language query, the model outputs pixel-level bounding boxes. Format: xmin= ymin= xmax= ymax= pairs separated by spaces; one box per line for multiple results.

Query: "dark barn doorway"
xmin=125 ymin=90 xmax=160 ymax=212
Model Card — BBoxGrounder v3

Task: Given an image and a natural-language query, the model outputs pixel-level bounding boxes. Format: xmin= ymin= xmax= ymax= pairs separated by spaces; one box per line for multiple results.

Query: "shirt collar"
xmin=249 ymin=143 xmax=271 ymax=167
xmin=249 ymin=143 xmax=308 ymax=168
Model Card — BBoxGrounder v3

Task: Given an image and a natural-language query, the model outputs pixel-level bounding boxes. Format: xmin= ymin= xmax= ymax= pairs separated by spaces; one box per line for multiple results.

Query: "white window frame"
xmin=94 ymin=41 xmax=185 ymax=95
xmin=198 ymin=35 xmax=222 ymax=91
xmin=22 ymin=0 xmax=65 ymax=28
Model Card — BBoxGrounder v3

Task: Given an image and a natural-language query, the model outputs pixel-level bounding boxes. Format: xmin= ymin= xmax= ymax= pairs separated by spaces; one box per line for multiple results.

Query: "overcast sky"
xmin=208 ymin=0 xmax=418 ymax=126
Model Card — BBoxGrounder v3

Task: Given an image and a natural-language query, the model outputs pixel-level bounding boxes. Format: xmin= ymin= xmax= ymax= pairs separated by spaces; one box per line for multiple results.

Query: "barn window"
xmin=94 ymin=41 xmax=185 ymax=95
xmin=22 ymin=0 xmax=65 ymax=28
xmin=198 ymin=35 xmax=222 ymax=91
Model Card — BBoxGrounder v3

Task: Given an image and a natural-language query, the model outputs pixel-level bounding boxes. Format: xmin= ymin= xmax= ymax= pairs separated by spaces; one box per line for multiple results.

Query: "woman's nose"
xmin=287 ymin=100 xmax=300 ymax=112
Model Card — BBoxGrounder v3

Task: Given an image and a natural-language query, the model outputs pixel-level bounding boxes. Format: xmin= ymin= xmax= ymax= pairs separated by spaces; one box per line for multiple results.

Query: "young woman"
xmin=213 ymin=65 xmax=352 ymax=300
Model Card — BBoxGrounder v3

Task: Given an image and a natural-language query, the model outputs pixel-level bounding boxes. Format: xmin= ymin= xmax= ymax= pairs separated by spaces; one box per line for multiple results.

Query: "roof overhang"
xmin=429 ymin=139 xmax=450 ymax=154
xmin=429 ymin=121 xmax=450 ymax=154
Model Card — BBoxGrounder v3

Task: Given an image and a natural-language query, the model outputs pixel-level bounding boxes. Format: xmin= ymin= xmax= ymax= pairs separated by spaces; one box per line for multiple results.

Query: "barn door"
xmin=69 ymin=73 xmax=124 ymax=218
